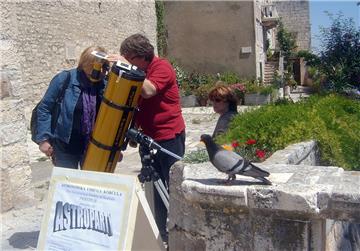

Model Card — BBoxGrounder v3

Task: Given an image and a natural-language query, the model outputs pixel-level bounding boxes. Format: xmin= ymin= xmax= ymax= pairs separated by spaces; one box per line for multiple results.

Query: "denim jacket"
xmin=35 ymin=68 xmax=105 ymax=144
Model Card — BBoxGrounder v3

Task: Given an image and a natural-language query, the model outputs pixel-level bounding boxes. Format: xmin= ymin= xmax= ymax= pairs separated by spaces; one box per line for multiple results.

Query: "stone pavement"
xmin=1 ymin=106 xmax=251 ymax=251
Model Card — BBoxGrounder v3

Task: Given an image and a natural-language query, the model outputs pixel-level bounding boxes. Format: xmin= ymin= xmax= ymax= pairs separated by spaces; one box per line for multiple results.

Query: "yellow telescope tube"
xmin=82 ymin=61 xmax=145 ymax=172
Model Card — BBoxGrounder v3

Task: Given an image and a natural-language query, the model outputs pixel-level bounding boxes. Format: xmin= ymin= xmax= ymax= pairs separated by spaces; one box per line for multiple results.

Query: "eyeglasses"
xmin=213 ymin=98 xmax=224 ymax=103
xmin=125 ymin=54 xmax=142 ymax=61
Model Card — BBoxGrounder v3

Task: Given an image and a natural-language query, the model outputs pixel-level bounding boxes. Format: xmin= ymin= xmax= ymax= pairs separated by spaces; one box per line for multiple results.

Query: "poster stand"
xmin=37 ymin=167 xmax=164 ymax=251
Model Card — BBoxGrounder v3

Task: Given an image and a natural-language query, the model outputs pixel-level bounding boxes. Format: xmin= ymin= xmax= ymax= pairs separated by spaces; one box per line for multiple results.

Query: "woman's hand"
xmin=39 ymin=140 xmax=54 ymax=158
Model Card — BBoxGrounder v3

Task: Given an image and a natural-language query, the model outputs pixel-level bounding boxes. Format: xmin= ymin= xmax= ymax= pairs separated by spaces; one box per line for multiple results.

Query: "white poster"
xmin=37 ymin=167 xmax=139 ymax=251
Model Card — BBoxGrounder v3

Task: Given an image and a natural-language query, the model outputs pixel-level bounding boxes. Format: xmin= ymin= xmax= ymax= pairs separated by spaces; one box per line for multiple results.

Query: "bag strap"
xmin=55 ymin=71 xmax=71 ymax=103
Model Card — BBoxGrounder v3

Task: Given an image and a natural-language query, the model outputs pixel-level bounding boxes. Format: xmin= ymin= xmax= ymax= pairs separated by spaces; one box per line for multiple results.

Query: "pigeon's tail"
xmin=242 ymin=162 xmax=270 ymax=178
xmin=256 ymin=176 xmax=272 ymax=185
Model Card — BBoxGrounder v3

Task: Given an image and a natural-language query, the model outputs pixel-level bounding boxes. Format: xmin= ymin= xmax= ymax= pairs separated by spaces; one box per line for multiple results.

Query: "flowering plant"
xmin=230 ymin=83 xmax=246 ymax=101
xmin=228 ymin=138 xmax=269 ymax=162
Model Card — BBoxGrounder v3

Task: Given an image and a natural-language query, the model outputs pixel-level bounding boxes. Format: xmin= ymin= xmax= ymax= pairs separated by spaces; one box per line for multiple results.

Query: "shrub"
xmin=183 ymin=149 xmax=209 ymax=164
xmin=217 ymin=94 xmax=360 ymax=170
xmin=244 ymin=82 xmax=275 ymax=95
xmin=218 ymin=71 xmax=243 ymax=84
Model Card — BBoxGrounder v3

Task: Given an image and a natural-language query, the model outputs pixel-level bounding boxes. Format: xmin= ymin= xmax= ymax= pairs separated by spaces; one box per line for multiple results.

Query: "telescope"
xmin=82 ymin=52 xmax=182 ymax=212
xmin=82 ymin=51 xmax=146 ymax=173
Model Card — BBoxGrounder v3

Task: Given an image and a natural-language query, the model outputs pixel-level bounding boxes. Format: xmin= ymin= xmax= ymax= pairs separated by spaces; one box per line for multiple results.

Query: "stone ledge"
xmin=175 ymin=162 xmax=360 ymax=222
xmin=263 ymin=140 xmax=319 ymax=165
xmin=181 ymin=106 xmax=256 ymax=115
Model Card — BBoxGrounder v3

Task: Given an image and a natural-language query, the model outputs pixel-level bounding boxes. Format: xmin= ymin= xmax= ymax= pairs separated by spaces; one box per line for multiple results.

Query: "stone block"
xmin=0 ymin=121 xmax=27 ymax=146
xmin=181 ymin=95 xmax=197 ymax=107
xmin=244 ymin=93 xmax=271 ymax=105
xmin=0 ymin=170 xmax=14 ymax=212
xmin=6 ymin=165 xmax=35 ymax=210
xmin=0 ymin=99 xmax=25 ymax=123
xmin=263 ymin=140 xmax=319 ymax=165
xmin=1 ymin=142 xmax=29 ymax=168
xmin=0 ymin=72 xmax=12 ymax=98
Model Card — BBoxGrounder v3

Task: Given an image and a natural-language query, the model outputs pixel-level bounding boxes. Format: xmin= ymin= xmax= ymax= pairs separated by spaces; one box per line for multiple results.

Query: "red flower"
xmin=246 ymin=139 xmax=256 ymax=145
xmin=256 ymin=149 xmax=266 ymax=159
xmin=231 ymin=140 xmax=240 ymax=148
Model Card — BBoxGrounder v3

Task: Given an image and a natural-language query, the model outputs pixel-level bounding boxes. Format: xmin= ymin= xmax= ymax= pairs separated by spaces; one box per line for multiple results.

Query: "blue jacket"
xmin=35 ymin=69 xmax=105 ymax=144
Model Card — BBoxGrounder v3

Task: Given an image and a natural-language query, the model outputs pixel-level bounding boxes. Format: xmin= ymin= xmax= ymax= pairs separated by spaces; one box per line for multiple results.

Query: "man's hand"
xmin=39 ymin=140 xmax=54 ymax=158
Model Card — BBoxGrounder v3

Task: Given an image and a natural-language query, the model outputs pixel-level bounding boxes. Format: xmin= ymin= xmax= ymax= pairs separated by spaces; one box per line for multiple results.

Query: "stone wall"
xmin=0 ymin=0 xmax=156 ymax=213
xmin=1 ymin=99 xmax=34 ymax=212
xmin=1 ymin=0 xmax=157 ymax=116
xmin=169 ymin=141 xmax=360 ymax=250
xmin=163 ymin=1 xmax=257 ymax=77
xmin=274 ymin=0 xmax=311 ymax=50
xmin=263 ymin=140 xmax=320 ymax=165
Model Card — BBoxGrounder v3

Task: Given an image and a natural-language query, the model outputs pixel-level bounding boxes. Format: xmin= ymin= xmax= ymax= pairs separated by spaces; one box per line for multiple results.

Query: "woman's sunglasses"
xmin=213 ymin=98 xmax=224 ymax=103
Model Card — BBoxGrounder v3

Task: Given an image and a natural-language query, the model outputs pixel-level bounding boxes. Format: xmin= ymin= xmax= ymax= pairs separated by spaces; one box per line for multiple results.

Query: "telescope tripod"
xmin=126 ymin=128 xmax=182 ymax=211
xmin=139 ymin=145 xmax=170 ymax=210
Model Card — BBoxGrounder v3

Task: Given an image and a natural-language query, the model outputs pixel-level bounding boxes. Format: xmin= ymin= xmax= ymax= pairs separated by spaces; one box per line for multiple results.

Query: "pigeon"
xmin=200 ymin=134 xmax=271 ymax=185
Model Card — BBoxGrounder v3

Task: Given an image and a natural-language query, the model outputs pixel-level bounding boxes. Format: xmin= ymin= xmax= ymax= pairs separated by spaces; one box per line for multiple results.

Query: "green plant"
xmin=318 ymin=13 xmax=360 ymax=91
xmin=244 ymin=82 xmax=275 ymax=95
xmin=218 ymin=71 xmax=243 ymax=84
xmin=284 ymin=70 xmax=297 ymax=88
xmin=266 ymin=48 xmax=274 ymax=60
xmin=171 ymin=61 xmax=188 ymax=84
xmin=189 ymin=72 xmax=215 ymax=87
xmin=195 ymin=82 xmax=214 ymax=99
xmin=277 ymin=20 xmax=298 ymax=59
xmin=155 ymin=0 xmax=167 ymax=57
xmin=217 ymin=94 xmax=360 ymax=170
xmin=183 ymin=149 xmax=209 ymax=163
xmin=271 ymin=70 xmax=283 ymax=88
xmin=296 ymin=50 xmax=321 ymax=67
xmin=230 ymin=139 xmax=271 ymax=162
xmin=185 ymin=73 xmax=216 ymax=101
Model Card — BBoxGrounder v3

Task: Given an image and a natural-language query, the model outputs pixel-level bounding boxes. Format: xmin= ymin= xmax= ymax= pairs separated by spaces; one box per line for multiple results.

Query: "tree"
xmin=319 ymin=13 xmax=360 ymax=90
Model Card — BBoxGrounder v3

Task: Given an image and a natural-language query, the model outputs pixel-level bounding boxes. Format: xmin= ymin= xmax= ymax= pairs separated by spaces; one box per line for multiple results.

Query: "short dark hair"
xmin=120 ymin=33 xmax=155 ymax=62
xmin=208 ymin=83 xmax=238 ymax=112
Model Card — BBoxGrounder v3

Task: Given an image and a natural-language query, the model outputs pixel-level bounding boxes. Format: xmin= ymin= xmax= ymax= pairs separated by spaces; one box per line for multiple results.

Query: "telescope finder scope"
xmin=90 ymin=51 xmax=108 ymax=82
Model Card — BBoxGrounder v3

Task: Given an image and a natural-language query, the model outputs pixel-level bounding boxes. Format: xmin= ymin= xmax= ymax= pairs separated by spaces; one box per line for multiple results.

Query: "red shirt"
xmin=136 ymin=57 xmax=185 ymax=141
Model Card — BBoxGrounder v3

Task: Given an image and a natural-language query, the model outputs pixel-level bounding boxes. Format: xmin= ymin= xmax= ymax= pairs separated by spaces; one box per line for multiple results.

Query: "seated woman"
xmin=208 ymin=83 xmax=239 ymax=138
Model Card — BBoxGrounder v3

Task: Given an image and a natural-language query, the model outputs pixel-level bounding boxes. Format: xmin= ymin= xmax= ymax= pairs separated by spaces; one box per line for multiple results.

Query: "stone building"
xmin=163 ymin=0 xmax=310 ymax=82
xmin=275 ymin=0 xmax=311 ymax=51
xmin=0 ymin=0 xmax=156 ymax=212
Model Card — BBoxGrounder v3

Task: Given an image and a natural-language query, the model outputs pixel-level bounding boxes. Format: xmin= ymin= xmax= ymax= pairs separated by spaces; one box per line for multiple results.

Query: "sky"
xmin=309 ymin=0 xmax=360 ymax=53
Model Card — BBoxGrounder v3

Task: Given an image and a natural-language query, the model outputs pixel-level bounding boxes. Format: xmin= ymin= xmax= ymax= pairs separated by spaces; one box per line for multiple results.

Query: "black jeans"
xmin=141 ymin=131 xmax=185 ymax=241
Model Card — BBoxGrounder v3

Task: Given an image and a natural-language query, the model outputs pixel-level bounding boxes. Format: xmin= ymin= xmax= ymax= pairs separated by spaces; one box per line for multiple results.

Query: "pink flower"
xmin=231 ymin=83 xmax=246 ymax=93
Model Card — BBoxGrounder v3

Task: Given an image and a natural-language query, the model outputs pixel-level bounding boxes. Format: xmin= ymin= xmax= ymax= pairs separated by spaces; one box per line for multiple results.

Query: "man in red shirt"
xmin=120 ymin=33 xmax=186 ymax=242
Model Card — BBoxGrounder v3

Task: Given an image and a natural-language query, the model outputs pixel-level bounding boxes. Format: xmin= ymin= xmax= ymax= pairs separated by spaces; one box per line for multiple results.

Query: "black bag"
xmin=30 ymin=71 xmax=71 ymax=144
